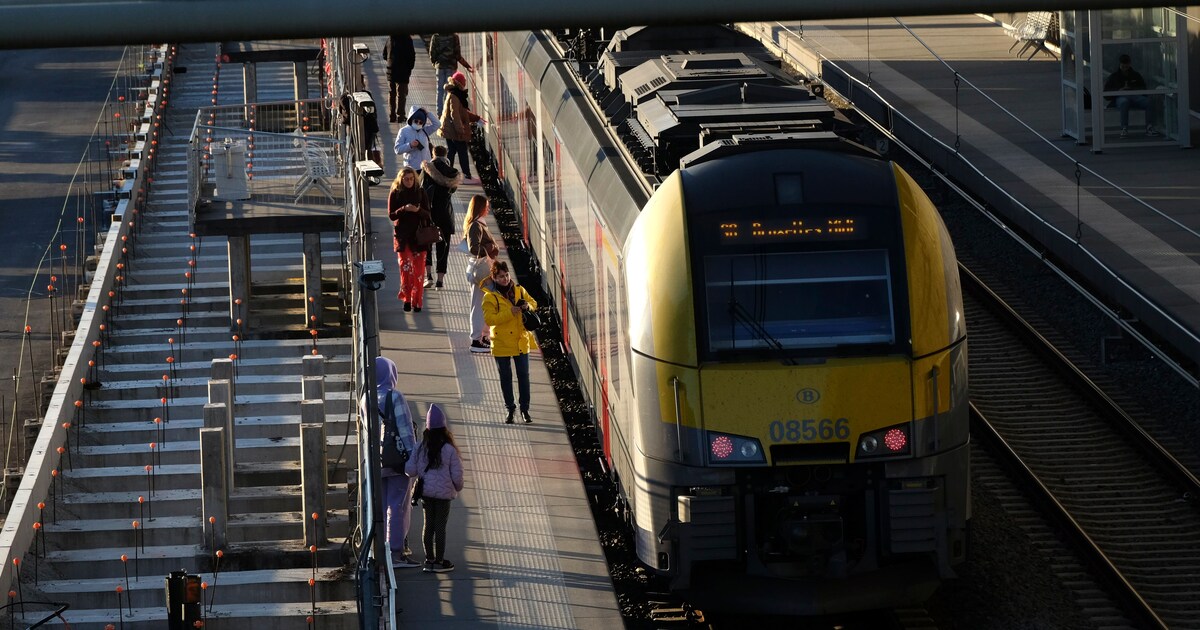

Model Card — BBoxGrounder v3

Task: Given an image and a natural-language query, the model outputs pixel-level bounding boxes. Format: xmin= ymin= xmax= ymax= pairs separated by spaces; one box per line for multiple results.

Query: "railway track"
xmin=961 ymin=266 xmax=1200 ymax=629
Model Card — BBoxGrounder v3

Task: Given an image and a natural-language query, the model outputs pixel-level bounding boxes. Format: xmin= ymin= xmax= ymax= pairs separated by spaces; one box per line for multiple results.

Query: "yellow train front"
xmin=620 ymin=137 xmax=970 ymax=614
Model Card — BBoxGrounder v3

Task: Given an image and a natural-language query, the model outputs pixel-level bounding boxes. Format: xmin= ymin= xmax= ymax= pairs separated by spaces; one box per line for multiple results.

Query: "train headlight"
xmin=707 ymin=431 xmax=766 ymax=465
xmin=856 ymin=423 xmax=911 ymax=459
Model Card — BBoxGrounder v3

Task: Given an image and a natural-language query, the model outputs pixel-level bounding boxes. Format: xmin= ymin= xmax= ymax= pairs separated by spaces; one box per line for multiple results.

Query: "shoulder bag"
xmin=416 ymin=220 xmax=442 ymax=248
xmin=521 ymin=308 xmax=543 ymax=331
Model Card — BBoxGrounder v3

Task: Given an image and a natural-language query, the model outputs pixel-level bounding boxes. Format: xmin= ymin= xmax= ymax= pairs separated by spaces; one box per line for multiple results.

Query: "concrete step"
xmin=28 ymin=567 xmax=355 ymax=614
xmin=71 ymin=432 xmax=355 ymax=470
xmin=80 ymin=414 xmax=357 ymax=444
xmin=98 ymin=338 xmax=348 ymax=364
xmin=84 ymin=391 xmax=352 ymax=420
xmin=15 ymin=600 xmax=356 ymax=630
xmin=37 ymin=540 xmax=348 ymax=584
xmin=62 ymin=460 xmax=353 ymax=493
xmin=80 ymin=373 xmax=352 ymax=402
xmin=40 ymin=510 xmax=350 ymax=552
xmin=58 ymin=485 xmax=350 ymax=520
xmin=100 ymin=353 xmax=352 ymax=378
xmin=74 ymin=434 xmax=355 ymax=468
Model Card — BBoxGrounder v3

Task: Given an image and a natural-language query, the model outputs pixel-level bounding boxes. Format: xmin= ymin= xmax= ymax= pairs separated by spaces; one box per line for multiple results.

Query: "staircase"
xmin=15 ymin=42 xmax=360 ymax=629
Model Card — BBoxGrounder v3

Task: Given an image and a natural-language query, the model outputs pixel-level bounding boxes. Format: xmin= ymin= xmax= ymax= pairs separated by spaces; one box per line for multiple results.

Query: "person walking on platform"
xmin=393 ymin=105 xmax=440 ymax=170
xmin=382 ymin=34 xmax=417 ymax=123
xmin=429 ymin=33 xmax=473 ymax=119
xmin=373 ymin=356 xmax=422 ymax=568
xmin=439 ymin=71 xmax=482 ymax=185
xmin=388 ymin=166 xmax=433 ymax=312
xmin=406 ymin=404 xmax=464 ymax=573
xmin=1104 ymin=53 xmax=1160 ymax=138
xmin=482 ymin=261 xmax=538 ymax=424
xmin=422 ymin=144 xmax=462 ymax=290
xmin=463 ymin=194 xmax=498 ymax=352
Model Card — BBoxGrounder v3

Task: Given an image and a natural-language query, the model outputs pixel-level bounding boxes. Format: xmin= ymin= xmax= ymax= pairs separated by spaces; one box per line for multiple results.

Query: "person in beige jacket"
xmin=439 ymin=71 xmax=482 ymax=184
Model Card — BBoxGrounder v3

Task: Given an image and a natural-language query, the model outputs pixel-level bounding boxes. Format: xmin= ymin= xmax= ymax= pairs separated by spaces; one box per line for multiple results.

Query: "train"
xmin=458 ymin=25 xmax=970 ymax=614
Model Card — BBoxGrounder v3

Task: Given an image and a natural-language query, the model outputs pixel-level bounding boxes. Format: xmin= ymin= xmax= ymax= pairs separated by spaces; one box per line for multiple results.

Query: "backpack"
xmin=429 ymin=34 xmax=458 ymax=67
xmin=379 ymin=391 xmax=411 ymax=470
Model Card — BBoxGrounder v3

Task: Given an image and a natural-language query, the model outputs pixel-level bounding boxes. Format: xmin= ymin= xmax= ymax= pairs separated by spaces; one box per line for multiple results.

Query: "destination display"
xmin=718 ymin=216 xmax=865 ymax=244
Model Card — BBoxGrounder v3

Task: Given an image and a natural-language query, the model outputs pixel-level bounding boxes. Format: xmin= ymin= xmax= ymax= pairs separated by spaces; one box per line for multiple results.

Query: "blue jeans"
xmin=1115 ymin=94 xmax=1153 ymax=128
xmin=435 ymin=68 xmax=455 ymax=118
xmin=494 ymin=353 xmax=530 ymax=413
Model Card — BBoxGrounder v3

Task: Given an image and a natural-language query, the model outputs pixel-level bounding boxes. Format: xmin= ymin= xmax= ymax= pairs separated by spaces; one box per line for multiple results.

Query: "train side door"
xmin=596 ymin=210 xmax=621 ymax=466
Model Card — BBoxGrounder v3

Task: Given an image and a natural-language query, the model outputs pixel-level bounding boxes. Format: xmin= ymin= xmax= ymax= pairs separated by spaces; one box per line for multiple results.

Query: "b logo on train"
xmin=461 ymin=25 xmax=969 ymax=614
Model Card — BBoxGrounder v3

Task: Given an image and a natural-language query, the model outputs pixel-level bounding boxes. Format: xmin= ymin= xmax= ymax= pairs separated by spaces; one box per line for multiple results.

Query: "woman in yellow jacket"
xmin=481 ymin=261 xmax=537 ymax=424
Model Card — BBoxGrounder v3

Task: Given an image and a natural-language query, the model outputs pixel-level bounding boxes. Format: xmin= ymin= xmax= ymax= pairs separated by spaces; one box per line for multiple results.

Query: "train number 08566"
xmin=769 ymin=418 xmax=851 ymax=443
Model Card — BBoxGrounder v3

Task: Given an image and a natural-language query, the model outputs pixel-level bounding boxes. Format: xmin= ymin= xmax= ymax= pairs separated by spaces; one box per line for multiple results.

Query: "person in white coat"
xmin=393 ymin=105 xmax=440 ymax=170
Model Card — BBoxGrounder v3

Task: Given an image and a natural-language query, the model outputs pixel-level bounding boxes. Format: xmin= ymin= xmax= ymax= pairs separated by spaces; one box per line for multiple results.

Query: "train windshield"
xmin=703 ymin=250 xmax=895 ymax=352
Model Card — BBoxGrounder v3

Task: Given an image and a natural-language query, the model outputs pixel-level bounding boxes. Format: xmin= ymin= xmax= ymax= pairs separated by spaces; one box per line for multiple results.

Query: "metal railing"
xmin=186 ymin=99 xmax=343 ymax=232
xmin=739 ymin=19 xmax=1200 ymax=386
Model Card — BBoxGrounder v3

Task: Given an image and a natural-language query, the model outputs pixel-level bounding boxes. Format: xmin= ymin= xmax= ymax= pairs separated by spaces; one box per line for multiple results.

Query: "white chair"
xmin=1013 ymin=12 xmax=1056 ymax=60
xmin=294 ymin=145 xmax=336 ymax=202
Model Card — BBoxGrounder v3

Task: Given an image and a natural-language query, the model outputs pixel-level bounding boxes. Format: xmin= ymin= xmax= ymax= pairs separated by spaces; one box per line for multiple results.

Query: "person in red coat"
xmin=387 ymin=166 xmax=432 ymax=311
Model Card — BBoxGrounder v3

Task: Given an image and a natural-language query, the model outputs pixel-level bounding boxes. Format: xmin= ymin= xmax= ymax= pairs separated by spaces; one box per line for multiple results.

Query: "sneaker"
xmin=506 ymin=409 xmax=515 ymax=424
xmin=480 ymin=337 xmax=491 ymax=347
xmin=414 ymin=306 xmax=422 ymax=313
xmin=403 ymin=302 xmax=412 ymax=312
xmin=431 ymin=559 xmax=455 ymax=573
xmin=1120 ymin=127 xmax=1128 ymax=138
xmin=422 ymin=561 xmax=436 ymax=573
xmin=1146 ymin=126 xmax=1161 ymax=137
xmin=392 ymin=554 xmax=422 ymax=569
xmin=435 ymin=280 xmax=444 ymax=289
xmin=424 ymin=276 xmax=434 ymax=288
xmin=470 ymin=339 xmax=490 ymax=353
xmin=521 ymin=410 xmax=532 ymax=424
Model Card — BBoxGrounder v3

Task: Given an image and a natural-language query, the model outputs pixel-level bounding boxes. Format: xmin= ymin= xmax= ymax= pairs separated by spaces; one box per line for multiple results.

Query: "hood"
xmin=375 ymin=356 xmax=398 ymax=392
xmin=406 ymin=106 xmax=430 ymax=125
xmin=422 ymin=158 xmax=462 ymax=189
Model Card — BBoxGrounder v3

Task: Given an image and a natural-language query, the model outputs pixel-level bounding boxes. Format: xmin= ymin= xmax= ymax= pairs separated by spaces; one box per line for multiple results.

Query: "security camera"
xmin=353 ymin=43 xmax=369 ymax=61
xmin=355 ymin=260 xmax=386 ymax=290
xmin=349 ymin=91 xmax=375 ymax=115
xmin=357 ymin=159 xmax=384 ymax=186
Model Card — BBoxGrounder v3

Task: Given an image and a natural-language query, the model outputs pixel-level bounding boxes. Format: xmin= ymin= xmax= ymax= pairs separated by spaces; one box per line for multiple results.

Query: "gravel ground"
xmin=895 ymin=136 xmax=1200 ymax=629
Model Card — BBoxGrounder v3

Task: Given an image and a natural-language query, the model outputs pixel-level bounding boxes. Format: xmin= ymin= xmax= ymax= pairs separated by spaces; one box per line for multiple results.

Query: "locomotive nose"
xmin=778 ymin=511 xmax=843 ymax=554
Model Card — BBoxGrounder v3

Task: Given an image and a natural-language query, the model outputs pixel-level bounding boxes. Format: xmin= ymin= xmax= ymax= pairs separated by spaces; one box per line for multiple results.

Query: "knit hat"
xmin=451 ymin=71 xmax=467 ymax=86
xmin=426 ymin=403 xmax=447 ymax=430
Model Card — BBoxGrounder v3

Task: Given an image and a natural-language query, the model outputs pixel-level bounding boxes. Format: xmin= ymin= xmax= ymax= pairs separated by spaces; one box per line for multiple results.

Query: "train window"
xmin=703 ymin=250 xmax=895 ymax=352
xmin=774 ymin=173 xmax=804 ymax=205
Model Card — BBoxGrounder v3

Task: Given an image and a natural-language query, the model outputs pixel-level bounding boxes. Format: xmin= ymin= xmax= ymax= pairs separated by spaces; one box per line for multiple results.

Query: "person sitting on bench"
xmin=1104 ymin=54 xmax=1160 ymax=138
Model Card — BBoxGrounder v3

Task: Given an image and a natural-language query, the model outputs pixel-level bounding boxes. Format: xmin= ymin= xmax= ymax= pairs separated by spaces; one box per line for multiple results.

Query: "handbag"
xmin=468 ymin=256 xmax=492 ymax=284
xmin=522 ymin=308 xmax=543 ymax=331
xmin=415 ymin=223 xmax=442 ymax=248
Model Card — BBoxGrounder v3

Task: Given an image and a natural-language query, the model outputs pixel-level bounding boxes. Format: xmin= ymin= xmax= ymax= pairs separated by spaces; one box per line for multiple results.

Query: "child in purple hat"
xmin=405 ymin=403 xmax=464 ymax=572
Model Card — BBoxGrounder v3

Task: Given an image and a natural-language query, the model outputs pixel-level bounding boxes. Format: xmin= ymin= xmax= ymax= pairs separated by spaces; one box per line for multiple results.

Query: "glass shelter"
xmin=1060 ymin=8 xmax=1189 ymax=151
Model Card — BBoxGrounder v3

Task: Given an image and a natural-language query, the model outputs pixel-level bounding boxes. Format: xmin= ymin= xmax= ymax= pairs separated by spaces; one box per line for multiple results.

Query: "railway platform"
xmin=358 ymin=36 xmax=622 ymax=628
xmin=742 ymin=15 xmax=1200 ymax=375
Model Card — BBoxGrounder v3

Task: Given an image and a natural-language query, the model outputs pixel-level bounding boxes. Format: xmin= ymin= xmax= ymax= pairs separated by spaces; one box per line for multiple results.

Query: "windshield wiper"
xmin=728 ymin=298 xmax=795 ymax=366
